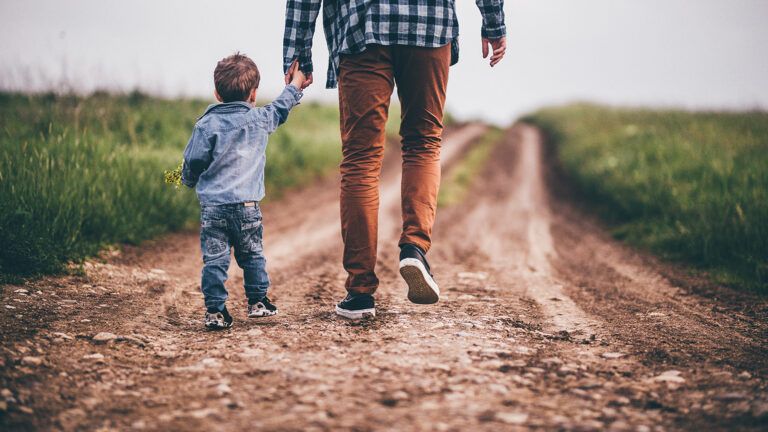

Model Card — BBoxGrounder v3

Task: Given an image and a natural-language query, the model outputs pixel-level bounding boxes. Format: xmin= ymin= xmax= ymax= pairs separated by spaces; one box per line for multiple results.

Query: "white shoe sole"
xmin=248 ymin=310 xmax=278 ymax=318
xmin=205 ymin=321 xmax=233 ymax=330
xmin=399 ymin=258 xmax=440 ymax=304
xmin=335 ymin=305 xmax=376 ymax=320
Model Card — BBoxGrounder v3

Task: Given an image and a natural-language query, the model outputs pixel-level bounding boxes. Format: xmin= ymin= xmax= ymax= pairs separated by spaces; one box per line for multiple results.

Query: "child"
xmin=181 ymin=52 xmax=305 ymax=329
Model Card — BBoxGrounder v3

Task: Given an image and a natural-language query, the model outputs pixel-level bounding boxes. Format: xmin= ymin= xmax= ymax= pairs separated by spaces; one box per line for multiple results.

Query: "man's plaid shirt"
xmin=283 ymin=0 xmax=506 ymax=89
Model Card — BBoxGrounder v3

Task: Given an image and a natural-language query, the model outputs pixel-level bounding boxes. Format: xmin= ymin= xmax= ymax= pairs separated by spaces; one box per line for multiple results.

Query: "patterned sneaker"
xmin=204 ymin=306 xmax=233 ymax=330
xmin=247 ymin=297 xmax=278 ymax=318
xmin=399 ymin=244 xmax=440 ymax=304
xmin=335 ymin=293 xmax=376 ymax=320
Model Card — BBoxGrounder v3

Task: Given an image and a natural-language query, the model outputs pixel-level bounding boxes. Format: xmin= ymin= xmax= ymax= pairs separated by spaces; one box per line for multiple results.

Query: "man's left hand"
xmin=285 ymin=60 xmax=314 ymax=90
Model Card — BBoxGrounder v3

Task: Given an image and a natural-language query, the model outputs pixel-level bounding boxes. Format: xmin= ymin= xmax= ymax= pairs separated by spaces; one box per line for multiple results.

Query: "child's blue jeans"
xmin=199 ymin=202 xmax=269 ymax=311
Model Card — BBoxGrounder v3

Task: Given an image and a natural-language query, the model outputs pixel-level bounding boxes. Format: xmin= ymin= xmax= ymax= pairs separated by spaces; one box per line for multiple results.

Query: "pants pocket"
xmin=201 ymin=219 xmax=229 ymax=259
xmin=239 ymin=219 xmax=263 ymax=255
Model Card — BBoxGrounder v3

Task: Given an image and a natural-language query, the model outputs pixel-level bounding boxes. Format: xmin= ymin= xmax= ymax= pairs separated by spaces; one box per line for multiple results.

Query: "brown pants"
xmin=338 ymin=43 xmax=451 ymax=294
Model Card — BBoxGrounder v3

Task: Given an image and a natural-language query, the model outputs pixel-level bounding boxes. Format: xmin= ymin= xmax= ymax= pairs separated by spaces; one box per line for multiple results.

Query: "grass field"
xmin=524 ymin=105 xmax=768 ymax=292
xmin=0 ymin=91 xmax=343 ymax=281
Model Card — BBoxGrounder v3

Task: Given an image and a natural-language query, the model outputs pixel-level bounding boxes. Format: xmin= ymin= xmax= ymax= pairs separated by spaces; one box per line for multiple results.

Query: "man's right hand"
xmin=285 ymin=60 xmax=313 ymax=90
xmin=482 ymin=36 xmax=507 ymax=67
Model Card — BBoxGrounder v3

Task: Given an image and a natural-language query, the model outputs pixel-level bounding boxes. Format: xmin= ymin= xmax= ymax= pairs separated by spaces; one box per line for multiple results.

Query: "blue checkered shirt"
xmin=283 ymin=0 xmax=506 ymax=89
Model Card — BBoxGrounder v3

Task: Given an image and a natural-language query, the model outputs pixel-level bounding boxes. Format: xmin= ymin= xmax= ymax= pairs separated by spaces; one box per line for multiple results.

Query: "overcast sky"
xmin=1 ymin=0 xmax=766 ymax=123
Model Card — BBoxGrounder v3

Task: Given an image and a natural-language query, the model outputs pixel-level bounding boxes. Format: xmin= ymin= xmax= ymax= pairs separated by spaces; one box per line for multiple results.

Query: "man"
xmin=283 ymin=0 xmax=507 ymax=319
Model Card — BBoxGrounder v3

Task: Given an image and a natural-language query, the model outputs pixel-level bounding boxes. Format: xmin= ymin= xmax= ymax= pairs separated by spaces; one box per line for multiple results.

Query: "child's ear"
xmin=249 ymin=88 xmax=258 ymax=103
xmin=214 ymin=90 xmax=223 ymax=102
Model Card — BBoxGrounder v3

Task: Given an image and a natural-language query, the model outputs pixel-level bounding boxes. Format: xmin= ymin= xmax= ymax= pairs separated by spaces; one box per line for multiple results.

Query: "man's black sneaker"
xmin=335 ymin=293 xmax=376 ymax=320
xmin=399 ymin=244 xmax=440 ymax=304
xmin=204 ymin=306 xmax=233 ymax=330
xmin=247 ymin=296 xmax=278 ymax=318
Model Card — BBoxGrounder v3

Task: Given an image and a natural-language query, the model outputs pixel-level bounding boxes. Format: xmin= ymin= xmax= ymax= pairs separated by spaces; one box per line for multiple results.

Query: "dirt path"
xmin=1 ymin=124 xmax=767 ymax=431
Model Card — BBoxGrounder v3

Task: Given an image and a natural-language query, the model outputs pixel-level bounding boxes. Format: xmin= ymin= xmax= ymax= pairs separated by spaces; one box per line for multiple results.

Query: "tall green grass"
xmin=524 ymin=105 xmax=768 ymax=292
xmin=0 ymin=91 xmax=342 ymax=281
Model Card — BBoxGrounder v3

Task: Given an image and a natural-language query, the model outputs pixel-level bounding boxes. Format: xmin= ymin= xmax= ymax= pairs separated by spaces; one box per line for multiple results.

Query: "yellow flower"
xmin=163 ymin=161 xmax=183 ymax=189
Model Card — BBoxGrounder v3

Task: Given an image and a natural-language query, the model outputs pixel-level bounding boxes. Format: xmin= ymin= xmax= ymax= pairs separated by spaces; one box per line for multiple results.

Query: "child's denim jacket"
xmin=181 ymin=85 xmax=302 ymax=205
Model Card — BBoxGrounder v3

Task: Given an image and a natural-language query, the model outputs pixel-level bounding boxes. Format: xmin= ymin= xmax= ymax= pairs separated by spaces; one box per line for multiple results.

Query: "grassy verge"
xmin=0 ymin=91 xmax=343 ymax=281
xmin=523 ymin=105 xmax=768 ymax=292
xmin=438 ymin=127 xmax=504 ymax=207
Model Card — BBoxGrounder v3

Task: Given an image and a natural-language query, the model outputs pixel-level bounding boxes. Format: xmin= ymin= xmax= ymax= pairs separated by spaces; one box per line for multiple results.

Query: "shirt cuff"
xmin=482 ymin=24 xmax=507 ymax=39
xmin=298 ymin=53 xmax=314 ymax=74
xmin=285 ymin=84 xmax=304 ymax=104
xmin=283 ymin=59 xmax=294 ymax=74
xmin=181 ymin=173 xmax=197 ymax=188
xmin=284 ymin=55 xmax=315 ymax=74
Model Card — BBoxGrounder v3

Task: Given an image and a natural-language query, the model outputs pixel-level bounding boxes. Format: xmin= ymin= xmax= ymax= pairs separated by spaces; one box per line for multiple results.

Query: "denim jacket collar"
xmin=198 ymin=101 xmax=253 ymax=120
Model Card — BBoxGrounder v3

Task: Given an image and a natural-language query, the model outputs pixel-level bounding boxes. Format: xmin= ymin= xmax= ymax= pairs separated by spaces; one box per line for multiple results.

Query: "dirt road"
xmin=1 ymin=124 xmax=767 ymax=431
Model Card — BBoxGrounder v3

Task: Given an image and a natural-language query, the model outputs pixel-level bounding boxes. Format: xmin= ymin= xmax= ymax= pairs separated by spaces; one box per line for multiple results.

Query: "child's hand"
xmin=288 ymin=61 xmax=308 ymax=90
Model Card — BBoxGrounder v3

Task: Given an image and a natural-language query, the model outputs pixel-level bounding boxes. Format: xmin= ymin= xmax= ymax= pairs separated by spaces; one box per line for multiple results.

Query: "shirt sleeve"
xmin=283 ymin=0 xmax=322 ymax=75
xmin=476 ymin=0 xmax=506 ymax=39
xmin=181 ymin=126 xmax=213 ymax=188
xmin=262 ymin=84 xmax=304 ymax=134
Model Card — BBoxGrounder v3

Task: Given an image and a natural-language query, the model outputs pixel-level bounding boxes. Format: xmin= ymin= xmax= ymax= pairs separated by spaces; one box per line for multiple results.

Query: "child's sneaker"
xmin=247 ymin=297 xmax=278 ymax=318
xmin=204 ymin=306 xmax=234 ymax=329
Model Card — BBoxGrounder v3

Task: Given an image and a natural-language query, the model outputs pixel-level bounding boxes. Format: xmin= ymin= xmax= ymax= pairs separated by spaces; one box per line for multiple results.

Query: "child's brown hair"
xmin=214 ymin=52 xmax=261 ymax=102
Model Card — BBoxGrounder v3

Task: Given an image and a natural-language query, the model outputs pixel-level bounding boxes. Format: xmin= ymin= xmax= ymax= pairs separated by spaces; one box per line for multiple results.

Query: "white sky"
xmin=1 ymin=0 xmax=766 ymax=123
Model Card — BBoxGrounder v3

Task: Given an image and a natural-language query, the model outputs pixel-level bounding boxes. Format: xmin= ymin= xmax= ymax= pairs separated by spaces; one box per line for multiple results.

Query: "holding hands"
xmin=285 ymin=60 xmax=312 ymax=90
